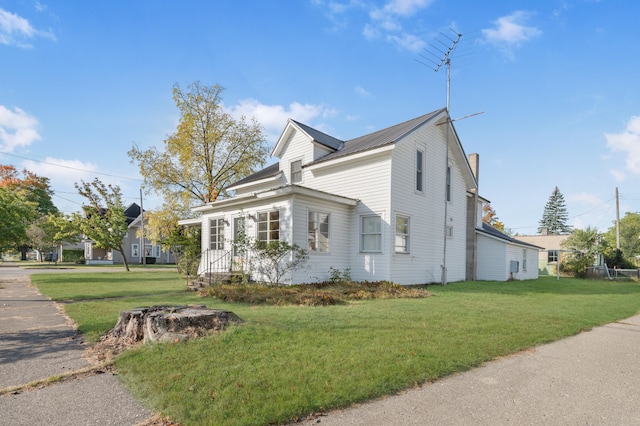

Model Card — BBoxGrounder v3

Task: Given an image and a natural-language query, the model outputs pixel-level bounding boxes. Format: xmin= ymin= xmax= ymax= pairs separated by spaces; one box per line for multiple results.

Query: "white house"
xmin=180 ymin=108 xmax=539 ymax=284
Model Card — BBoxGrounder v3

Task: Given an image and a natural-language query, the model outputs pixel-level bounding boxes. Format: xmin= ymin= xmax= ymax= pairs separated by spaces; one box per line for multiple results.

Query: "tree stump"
xmin=109 ymin=305 xmax=243 ymax=344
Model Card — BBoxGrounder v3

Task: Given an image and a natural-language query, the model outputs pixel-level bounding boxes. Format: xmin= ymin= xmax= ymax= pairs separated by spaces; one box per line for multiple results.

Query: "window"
xmin=361 ymin=215 xmax=382 ymax=252
xmin=548 ymin=250 xmax=558 ymax=263
xmin=308 ymin=211 xmax=329 ymax=252
xmin=416 ymin=150 xmax=424 ymax=192
xmin=446 ymin=164 xmax=451 ymax=202
xmin=131 ymin=244 xmax=139 ymax=258
xmin=522 ymin=249 xmax=527 ymax=272
xmin=446 ymin=226 xmax=453 ymax=238
xmin=209 ymin=218 xmax=225 ymax=250
xmin=291 ymin=160 xmax=302 ymax=183
xmin=258 ymin=211 xmax=280 ymax=242
xmin=395 ymin=215 xmax=409 ymax=253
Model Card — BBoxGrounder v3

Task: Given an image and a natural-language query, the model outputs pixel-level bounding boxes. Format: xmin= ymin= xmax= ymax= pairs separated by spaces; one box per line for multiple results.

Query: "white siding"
xmin=477 ymin=234 xmax=540 ymax=281
xmin=305 ymin=152 xmax=392 ymax=282
xmin=279 ymin=129 xmax=313 ymax=185
xmin=289 ymin=196 xmax=354 ymax=283
xmin=476 ymin=234 xmax=507 ymax=281
xmin=387 ymin=122 xmax=469 ymax=284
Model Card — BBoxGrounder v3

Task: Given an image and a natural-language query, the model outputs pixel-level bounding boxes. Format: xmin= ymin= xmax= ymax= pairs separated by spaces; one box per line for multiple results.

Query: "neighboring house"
xmin=180 ymin=108 xmax=539 ymax=285
xmin=84 ymin=203 xmax=175 ymax=265
xmin=516 ymin=231 xmax=571 ymax=275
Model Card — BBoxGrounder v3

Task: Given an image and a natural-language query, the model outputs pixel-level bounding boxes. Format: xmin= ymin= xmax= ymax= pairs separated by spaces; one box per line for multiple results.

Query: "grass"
xmin=30 ymin=272 xmax=640 ymax=426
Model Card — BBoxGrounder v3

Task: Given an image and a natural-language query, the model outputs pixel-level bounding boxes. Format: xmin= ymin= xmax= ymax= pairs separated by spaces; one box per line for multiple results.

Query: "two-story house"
xmin=180 ymin=108 xmax=540 ymax=284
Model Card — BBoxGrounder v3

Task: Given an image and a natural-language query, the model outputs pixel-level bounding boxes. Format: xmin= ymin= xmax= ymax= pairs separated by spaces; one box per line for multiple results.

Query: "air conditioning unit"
xmin=510 ymin=260 xmax=519 ymax=273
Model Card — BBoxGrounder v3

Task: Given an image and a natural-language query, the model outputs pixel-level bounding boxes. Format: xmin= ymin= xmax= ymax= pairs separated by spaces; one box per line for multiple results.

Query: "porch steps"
xmin=188 ymin=271 xmax=248 ymax=291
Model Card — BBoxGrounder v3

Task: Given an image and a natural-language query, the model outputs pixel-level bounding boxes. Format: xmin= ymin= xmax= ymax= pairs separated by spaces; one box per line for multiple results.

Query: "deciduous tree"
xmin=602 ymin=212 xmax=640 ymax=267
xmin=0 ymin=164 xmax=58 ymax=257
xmin=0 ymin=186 xmax=35 ymax=252
xmin=128 ymin=82 xmax=269 ymax=210
xmin=560 ymin=226 xmax=600 ymax=277
xmin=73 ymin=178 xmax=130 ymax=271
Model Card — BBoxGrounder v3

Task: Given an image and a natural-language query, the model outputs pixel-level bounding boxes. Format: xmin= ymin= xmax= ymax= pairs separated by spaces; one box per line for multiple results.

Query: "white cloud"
xmin=374 ymin=0 xmax=433 ymax=18
xmin=355 ymin=86 xmax=372 ymax=98
xmin=568 ymin=191 xmax=603 ymax=206
xmin=605 ymin=115 xmax=640 ymax=177
xmin=0 ymin=7 xmax=55 ymax=48
xmin=387 ymin=32 xmax=426 ymax=51
xmin=227 ymin=99 xmax=338 ymax=142
xmin=366 ymin=0 xmax=433 ymax=51
xmin=0 ymin=105 xmax=42 ymax=152
xmin=482 ymin=11 xmax=542 ymax=47
xmin=609 ymin=169 xmax=625 ymax=182
xmin=21 ymin=157 xmax=99 ymax=184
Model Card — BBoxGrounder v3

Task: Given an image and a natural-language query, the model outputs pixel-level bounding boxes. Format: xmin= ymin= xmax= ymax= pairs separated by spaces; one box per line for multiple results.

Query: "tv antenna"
xmin=416 ymin=28 xmax=462 ymax=111
xmin=417 ymin=29 xmax=483 ymax=286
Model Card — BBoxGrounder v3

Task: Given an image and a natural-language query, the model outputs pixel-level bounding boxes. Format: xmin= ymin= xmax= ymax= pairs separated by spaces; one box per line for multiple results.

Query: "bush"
xmin=63 ymin=249 xmax=84 ymax=263
xmin=199 ymin=281 xmax=431 ymax=306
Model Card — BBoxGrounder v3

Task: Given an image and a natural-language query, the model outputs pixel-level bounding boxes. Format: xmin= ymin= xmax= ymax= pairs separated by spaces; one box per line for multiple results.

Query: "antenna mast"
xmin=417 ymin=29 xmax=461 ymax=112
xmin=418 ymin=29 xmax=484 ymax=286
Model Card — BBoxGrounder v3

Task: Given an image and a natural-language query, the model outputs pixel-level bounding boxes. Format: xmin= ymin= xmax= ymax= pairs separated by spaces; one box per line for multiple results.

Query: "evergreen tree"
xmin=538 ymin=186 xmax=572 ymax=234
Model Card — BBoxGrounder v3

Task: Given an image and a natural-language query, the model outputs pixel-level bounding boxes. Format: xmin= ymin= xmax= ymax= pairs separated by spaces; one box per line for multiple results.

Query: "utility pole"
xmin=616 ymin=187 xmax=620 ymax=250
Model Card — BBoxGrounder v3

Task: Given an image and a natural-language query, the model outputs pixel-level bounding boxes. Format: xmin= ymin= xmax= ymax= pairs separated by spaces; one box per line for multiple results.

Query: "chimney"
xmin=468 ymin=153 xmax=479 ymax=191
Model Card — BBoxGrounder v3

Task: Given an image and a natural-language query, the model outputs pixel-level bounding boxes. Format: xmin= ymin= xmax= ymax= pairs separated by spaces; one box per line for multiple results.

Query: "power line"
xmin=0 ymin=151 xmax=144 ymax=182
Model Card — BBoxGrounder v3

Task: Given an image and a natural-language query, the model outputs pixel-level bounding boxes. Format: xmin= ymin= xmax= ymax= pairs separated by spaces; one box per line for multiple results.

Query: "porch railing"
xmin=199 ymin=248 xmax=254 ymax=285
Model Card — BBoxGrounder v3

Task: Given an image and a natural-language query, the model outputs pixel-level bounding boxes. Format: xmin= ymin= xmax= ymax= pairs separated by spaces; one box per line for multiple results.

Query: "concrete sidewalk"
xmin=302 ymin=316 xmax=640 ymax=425
xmin=0 ymin=262 xmax=152 ymax=426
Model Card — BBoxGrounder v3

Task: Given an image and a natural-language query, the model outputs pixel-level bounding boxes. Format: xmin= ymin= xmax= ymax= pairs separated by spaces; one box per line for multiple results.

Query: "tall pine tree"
xmin=538 ymin=186 xmax=572 ymax=234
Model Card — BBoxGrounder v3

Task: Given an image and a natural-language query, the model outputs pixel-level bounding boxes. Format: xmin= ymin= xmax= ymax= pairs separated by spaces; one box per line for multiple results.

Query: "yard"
xmin=31 ymin=272 xmax=640 ymax=426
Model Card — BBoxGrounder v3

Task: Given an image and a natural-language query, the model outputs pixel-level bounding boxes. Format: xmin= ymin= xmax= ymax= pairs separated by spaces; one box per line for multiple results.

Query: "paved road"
xmin=0 ymin=262 xmax=152 ymax=426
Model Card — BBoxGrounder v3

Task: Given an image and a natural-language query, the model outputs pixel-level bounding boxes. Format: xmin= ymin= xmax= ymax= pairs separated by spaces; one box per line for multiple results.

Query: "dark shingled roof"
xmin=310 ymin=108 xmax=445 ymax=165
xmin=229 ymin=109 xmax=447 ymax=188
xmin=228 ymin=162 xmax=280 ymax=188
xmin=479 ymin=223 xmax=543 ymax=250
xmin=291 ymin=120 xmax=343 ymax=151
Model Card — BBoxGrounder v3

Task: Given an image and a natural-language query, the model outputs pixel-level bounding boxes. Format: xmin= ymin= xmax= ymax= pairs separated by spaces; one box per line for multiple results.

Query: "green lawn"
xmin=30 ymin=272 xmax=640 ymax=426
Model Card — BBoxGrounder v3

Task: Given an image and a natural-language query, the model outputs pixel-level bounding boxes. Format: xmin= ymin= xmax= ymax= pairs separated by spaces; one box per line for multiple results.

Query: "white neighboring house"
xmin=180 ymin=108 xmax=539 ymax=284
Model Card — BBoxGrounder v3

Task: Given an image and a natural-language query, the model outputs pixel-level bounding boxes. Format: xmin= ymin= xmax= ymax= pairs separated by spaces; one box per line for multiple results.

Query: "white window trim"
xmin=415 ymin=148 xmax=424 ymax=194
xmin=395 ymin=214 xmax=410 ymax=254
xmin=290 ymin=158 xmax=303 ymax=184
xmin=209 ymin=218 xmax=225 ymax=250
xmin=308 ymin=210 xmax=330 ymax=253
xmin=257 ymin=210 xmax=280 ymax=242
xmin=360 ymin=214 xmax=382 ymax=253
xmin=446 ymin=163 xmax=452 ymax=203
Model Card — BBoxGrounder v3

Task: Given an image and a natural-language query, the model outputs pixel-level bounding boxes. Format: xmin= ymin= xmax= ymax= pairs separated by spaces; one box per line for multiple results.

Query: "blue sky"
xmin=1 ymin=0 xmax=639 ymax=234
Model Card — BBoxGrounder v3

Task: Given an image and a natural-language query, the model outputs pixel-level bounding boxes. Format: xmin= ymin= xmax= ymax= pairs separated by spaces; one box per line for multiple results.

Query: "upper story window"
xmin=395 ymin=215 xmax=410 ymax=253
xmin=308 ymin=211 xmax=329 ymax=252
xmin=416 ymin=150 xmax=424 ymax=193
xmin=291 ymin=160 xmax=302 ymax=184
xmin=361 ymin=215 xmax=382 ymax=252
xmin=257 ymin=211 xmax=280 ymax=242
xmin=210 ymin=218 xmax=225 ymax=250
xmin=446 ymin=164 xmax=452 ymax=202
